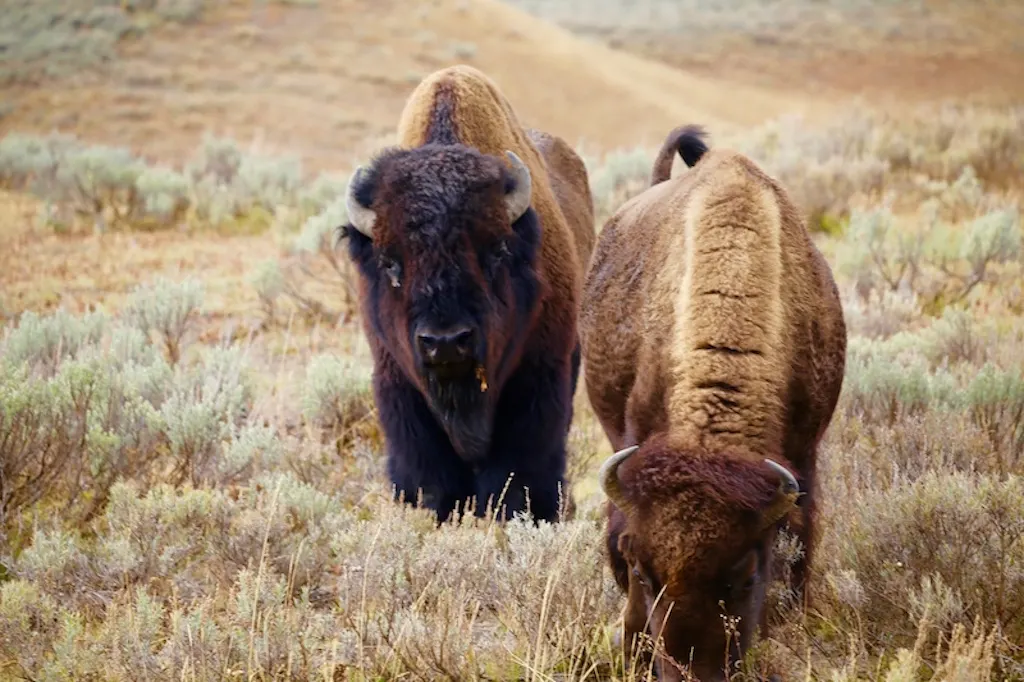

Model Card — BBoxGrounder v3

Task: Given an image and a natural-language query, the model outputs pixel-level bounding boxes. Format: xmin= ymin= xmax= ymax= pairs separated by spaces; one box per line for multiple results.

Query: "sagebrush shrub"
xmin=819 ymin=471 xmax=1024 ymax=649
xmin=0 ymin=131 xmax=347 ymax=235
xmin=301 ymin=353 xmax=374 ymax=433
xmin=0 ymin=302 xmax=276 ymax=537
xmin=122 ymin=276 xmax=205 ymax=364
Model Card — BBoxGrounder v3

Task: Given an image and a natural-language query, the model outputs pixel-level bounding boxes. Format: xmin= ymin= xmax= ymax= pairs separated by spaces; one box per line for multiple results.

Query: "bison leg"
xmin=605 ymin=504 xmax=653 ymax=671
xmin=570 ymin=340 xmax=582 ymax=400
xmin=622 ymin=572 xmax=654 ymax=674
xmin=789 ymin=463 xmax=817 ymax=610
xmin=565 ymin=340 xmax=582 ymax=437
xmin=473 ymin=353 xmax=573 ymax=523
xmin=374 ymin=366 xmax=474 ymax=525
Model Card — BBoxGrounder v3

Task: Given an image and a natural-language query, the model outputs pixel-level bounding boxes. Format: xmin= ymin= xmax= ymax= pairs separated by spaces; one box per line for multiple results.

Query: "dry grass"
xmin=2 ymin=0 xmax=1024 ymax=680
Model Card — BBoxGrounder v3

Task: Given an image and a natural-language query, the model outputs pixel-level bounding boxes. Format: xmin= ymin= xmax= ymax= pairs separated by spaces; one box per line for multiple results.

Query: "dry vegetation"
xmin=2 ymin=1 xmax=1024 ymax=681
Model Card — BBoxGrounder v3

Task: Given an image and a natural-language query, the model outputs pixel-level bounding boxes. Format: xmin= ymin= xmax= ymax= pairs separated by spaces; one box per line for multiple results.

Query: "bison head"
xmin=599 ymin=436 xmax=800 ymax=682
xmin=341 ymin=143 xmax=543 ymax=460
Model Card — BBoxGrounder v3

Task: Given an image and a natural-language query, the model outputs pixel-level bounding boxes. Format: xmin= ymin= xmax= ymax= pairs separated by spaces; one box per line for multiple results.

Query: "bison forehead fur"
xmin=583 ymin=124 xmax=846 ymax=681
xmin=353 ymin=144 xmax=523 ymax=247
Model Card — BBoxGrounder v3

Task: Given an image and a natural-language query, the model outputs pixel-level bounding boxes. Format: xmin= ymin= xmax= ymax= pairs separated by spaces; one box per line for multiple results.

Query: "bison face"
xmin=600 ymin=437 xmax=800 ymax=682
xmin=340 ymin=143 xmax=543 ymax=460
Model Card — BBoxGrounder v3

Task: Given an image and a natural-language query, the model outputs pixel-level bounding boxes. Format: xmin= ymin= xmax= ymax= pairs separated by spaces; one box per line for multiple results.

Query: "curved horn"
xmin=345 ymin=166 xmax=376 ymax=237
xmin=599 ymin=445 xmax=639 ymax=511
xmin=761 ymin=459 xmax=800 ymax=529
xmin=503 ymin=150 xmax=532 ymax=223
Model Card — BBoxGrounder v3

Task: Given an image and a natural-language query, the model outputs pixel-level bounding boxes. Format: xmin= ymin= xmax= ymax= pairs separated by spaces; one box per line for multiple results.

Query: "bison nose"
xmin=416 ymin=326 xmax=476 ymax=365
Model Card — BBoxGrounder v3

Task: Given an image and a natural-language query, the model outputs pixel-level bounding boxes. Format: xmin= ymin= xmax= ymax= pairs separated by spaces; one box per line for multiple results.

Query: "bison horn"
xmin=504 ymin=150 xmax=532 ymax=223
xmin=345 ymin=165 xmax=376 ymax=237
xmin=761 ymin=459 xmax=800 ymax=529
xmin=599 ymin=445 xmax=639 ymax=511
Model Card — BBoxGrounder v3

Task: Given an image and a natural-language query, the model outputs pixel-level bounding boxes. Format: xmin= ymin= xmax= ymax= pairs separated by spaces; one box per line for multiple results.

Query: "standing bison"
xmin=580 ymin=125 xmax=846 ymax=681
xmin=339 ymin=65 xmax=595 ymax=525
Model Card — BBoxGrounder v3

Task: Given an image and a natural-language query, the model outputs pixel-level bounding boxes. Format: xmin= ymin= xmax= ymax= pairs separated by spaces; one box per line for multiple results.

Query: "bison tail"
xmin=650 ymin=124 xmax=709 ymax=187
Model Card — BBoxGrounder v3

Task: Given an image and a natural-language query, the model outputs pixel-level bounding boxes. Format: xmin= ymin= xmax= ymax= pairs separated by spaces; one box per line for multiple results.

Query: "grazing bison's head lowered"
xmin=600 ymin=437 xmax=800 ymax=682
xmin=341 ymin=143 xmax=543 ymax=460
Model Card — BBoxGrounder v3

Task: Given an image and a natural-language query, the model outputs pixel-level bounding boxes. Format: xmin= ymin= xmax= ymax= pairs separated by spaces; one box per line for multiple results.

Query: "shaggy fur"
xmin=342 ymin=65 xmax=595 ymax=525
xmin=581 ymin=126 xmax=847 ymax=681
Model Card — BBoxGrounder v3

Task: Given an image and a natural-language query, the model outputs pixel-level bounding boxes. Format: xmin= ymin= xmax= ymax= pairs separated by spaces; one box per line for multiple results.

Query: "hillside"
xmin=0 ymin=0 xmax=839 ymax=174
xmin=505 ymin=0 xmax=1024 ymax=106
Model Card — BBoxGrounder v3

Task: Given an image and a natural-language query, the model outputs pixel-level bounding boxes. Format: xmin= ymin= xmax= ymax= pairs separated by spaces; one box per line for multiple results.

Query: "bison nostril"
xmin=417 ymin=326 xmax=475 ymax=364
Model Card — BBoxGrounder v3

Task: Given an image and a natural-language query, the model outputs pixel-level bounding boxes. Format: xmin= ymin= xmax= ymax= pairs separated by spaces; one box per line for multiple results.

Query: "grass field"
xmin=2 ymin=1 xmax=1024 ymax=680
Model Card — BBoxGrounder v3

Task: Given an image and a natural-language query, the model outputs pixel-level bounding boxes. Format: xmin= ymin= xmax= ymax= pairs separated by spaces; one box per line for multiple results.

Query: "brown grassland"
xmin=1 ymin=1 xmax=1024 ymax=680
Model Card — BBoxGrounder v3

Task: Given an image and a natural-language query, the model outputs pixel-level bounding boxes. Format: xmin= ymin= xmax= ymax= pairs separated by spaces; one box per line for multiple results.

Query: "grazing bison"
xmin=339 ymin=65 xmax=595 ymax=525
xmin=580 ymin=125 xmax=846 ymax=681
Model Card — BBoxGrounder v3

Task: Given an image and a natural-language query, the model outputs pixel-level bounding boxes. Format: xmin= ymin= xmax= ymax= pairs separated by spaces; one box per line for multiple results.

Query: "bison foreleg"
xmin=473 ymin=354 xmax=573 ymax=524
xmin=374 ymin=368 xmax=475 ymax=525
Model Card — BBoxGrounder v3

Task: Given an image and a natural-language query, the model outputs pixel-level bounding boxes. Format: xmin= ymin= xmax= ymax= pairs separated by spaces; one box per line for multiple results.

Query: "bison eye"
xmin=632 ymin=564 xmax=660 ymax=594
xmin=727 ymin=575 xmax=757 ymax=595
xmin=379 ymin=256 xmax=402 ymax=289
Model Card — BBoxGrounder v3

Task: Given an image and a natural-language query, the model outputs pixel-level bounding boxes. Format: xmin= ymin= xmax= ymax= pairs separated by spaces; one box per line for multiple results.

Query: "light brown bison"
xmin=340 ymin=65 xmax=595 ymax=524
xmin=580 ymin=125 xmax=846 ymax=681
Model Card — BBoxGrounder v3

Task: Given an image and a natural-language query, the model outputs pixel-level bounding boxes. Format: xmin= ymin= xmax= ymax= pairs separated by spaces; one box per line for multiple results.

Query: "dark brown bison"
xmin=580 ymin=125 xmax=846 ymax=681
xmin=339 ymin=65 xmax=595 ymax=525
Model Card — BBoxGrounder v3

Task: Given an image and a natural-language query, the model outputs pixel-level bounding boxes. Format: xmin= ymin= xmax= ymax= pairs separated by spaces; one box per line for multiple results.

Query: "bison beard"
xmin=375 ymin=347 xmax=573 ymax=526
xmin=423 ymin=370 xmax=492 ymax=462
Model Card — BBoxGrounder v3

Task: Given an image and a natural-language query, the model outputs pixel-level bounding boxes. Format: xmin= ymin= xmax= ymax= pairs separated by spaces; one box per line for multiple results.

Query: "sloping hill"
xmin=504 ymin=0 xmax=1024 ymax=106
xmin=0 ymin=0 xmax=836 ymax=174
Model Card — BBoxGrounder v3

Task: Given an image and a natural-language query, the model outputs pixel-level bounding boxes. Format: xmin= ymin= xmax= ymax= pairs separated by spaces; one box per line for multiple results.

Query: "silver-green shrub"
xmin=122 ymin=276 xmax=205 ymax=364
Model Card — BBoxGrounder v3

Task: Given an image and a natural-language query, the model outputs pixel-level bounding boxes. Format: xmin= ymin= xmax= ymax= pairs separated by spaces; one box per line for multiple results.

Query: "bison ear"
xmin=345 ymin=165 xmax=377 ymax=238
xmin=503 ymin=150 xmax=532 ymax=223
xmin=617 ymin=530 xmax=636 ymax=559
xmin=760 ymin=459 xmax=801 ymax=530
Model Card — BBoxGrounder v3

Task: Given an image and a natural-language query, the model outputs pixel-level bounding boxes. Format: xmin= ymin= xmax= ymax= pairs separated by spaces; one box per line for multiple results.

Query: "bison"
xmin=580 ymin=125 xmax=847 ymax=681
xmin=339 ymin=65 xmax=595 ymax=525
